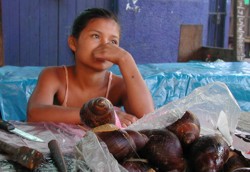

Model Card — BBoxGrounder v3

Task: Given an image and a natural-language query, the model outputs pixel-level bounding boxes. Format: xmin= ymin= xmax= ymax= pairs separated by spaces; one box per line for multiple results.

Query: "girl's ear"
xmin=68 ymin=36 xmax=77 ymax=52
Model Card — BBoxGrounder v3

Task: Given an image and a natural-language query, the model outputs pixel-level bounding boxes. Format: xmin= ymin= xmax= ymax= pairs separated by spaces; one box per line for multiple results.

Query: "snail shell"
xmin=96 ymin=129 xmax=149 ymax=162
xmin=125 ymin=129 xmax=149 ymax=151
xmin=80 ymin=97 xmax=116 ymax=128
xmin=167 ymin=111 xmax=200 ymax=148
xmin=96 ymin=129 xmax=137 ymax=162
xmin=189 ymin=134 xmax=230 ymax=172
xmin=121 ymin=159 xmax=155 ymax=172
xmin=224 ymin=150 xmax=250 ymax=172
xmin=139 ymin=129 xmax=187 ymax=172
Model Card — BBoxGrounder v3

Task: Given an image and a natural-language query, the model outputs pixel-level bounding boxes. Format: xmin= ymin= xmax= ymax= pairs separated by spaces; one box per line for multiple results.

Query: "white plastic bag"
xmin=75 ymin=131 xmax=128 ymax=172
xmin=128 ymin=81 xmax=241 ymax=145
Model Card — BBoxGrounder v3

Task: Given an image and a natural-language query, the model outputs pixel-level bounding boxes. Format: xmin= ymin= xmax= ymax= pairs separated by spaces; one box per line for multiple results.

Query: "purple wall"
xmin=117 ymin=0 xmax=210 ymax=64
xmin=2 ymin=0 xmax=231 ymax=66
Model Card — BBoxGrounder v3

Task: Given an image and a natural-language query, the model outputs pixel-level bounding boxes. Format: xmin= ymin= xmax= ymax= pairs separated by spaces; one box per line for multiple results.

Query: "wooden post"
xmin=0 ymin=0 xmax=4 ymax=66
xmin=233 ymin=0 xmax=246 ymax=61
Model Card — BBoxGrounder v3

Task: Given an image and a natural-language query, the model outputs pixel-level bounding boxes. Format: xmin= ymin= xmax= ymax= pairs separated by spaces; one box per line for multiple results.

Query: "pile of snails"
xmin=80 ymin=97 xmax=250 ymax=172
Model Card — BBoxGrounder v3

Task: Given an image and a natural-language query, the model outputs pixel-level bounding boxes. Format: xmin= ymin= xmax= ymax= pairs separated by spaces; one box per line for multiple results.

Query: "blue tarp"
xmin=0 ymin=62 xmax=250 ymax=121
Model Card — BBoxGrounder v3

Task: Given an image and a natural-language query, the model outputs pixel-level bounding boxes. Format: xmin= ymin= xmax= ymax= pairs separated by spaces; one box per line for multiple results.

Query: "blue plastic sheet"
xmin=0 ymin=62 xmax=250 ymax=121
xmin=0 ymin=66 xmax=44 ymax=121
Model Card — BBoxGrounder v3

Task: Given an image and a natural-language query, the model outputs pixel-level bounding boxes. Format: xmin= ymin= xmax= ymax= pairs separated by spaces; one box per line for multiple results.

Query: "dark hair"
xmin=71 ymin=8 xmax=120 ymax=39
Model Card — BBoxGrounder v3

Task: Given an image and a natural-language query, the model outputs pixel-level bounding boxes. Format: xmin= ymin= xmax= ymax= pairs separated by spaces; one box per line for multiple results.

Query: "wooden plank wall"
xmin=0 ymin=0 xmax=3 ymax=66
xmin=233 ymin=0 xmax=246 ymax=61
xmin=1 ymin=0 xmax=114 ymax=66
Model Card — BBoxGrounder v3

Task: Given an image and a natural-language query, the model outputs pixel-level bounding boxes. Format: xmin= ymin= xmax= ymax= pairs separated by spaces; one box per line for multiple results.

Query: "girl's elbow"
xmin=27 ymin=113 xmax=33 ymax=122
xmin=26 ymin=108 xmax=36 ymax=122
xmin=140 ymin=106 xmax=154 ymax=117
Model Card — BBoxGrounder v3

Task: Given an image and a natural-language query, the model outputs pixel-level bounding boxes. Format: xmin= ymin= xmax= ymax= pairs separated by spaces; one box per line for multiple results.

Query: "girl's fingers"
xmin=115 ymin=110 xmax=138 ymax=127
xmin=121 ymin=118 xmax=132 ymax=128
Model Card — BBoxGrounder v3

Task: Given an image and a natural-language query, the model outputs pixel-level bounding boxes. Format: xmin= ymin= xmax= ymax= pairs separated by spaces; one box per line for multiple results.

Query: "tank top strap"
xmin=62 ymin=65 xmax=69 ymax=107
xmin=105 ymin=71 xmax=113 ymax=98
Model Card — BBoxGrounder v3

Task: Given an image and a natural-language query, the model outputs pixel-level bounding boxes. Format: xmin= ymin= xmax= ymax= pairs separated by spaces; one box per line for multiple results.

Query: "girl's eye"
xmin=92 ymin=34 xmax=99 ymax=39
xmin=111 ymin=40 xmax=118 ymax=45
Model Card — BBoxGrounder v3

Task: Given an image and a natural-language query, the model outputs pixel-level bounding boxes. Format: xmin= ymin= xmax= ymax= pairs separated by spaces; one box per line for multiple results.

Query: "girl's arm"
xmin=118 ymin=53 xmax=154 ymax=118
xmin=27 ymin=68 xmax=82 ymax=124
xmin=93 ymin=44 xmax=155 ymax=118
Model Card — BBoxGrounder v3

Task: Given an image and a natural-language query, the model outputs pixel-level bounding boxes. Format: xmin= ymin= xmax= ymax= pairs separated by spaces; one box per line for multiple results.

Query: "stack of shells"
xmin=80 ymin=97 xmax=250 ymax=172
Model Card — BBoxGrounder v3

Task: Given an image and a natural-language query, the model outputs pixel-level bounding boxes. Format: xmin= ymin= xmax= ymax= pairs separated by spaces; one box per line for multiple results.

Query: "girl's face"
xmin=68 ymin=18 xmax=120 ymax=71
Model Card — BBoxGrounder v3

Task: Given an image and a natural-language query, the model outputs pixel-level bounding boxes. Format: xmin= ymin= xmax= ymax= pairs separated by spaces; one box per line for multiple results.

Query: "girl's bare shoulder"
xmin=39 ymin=66 xmax=65 ymax=77
xmin=38 ymin=66 xmax=67 ymax=85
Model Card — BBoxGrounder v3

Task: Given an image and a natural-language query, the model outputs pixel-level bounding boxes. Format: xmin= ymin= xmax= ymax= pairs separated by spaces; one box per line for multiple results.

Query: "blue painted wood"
xmin=58 ymin=0 xmax=76 ymax=65
xmin=39 ymin=0 xmax=59 ymax=66
xmin=2 ymin=0 xmax=114 ymax=66
xmin=2 ymin=0 xmax=20 ymax=65
xmin=19 ymin=0 xmax=40 ymax=66
xmin=76 ymin=0 xmax=114 ymax=14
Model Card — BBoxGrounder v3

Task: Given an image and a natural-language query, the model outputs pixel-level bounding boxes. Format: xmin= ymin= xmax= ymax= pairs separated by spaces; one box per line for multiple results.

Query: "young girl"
xmin=27 ymin=8 xmax=154 ymax=128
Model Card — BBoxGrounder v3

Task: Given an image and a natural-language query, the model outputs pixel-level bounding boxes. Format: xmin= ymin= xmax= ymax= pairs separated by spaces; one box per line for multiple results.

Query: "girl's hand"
xmin=93 ymin=43 xmax=131 ymax=65
xmin=115 ymin=109 xmax=138 ymax=128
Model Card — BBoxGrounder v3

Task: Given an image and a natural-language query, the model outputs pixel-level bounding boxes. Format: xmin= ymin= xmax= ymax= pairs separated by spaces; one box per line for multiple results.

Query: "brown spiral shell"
xmin=139 ymin=129 xmax=187 ymax=172
xmin=96 ymin=129 xmax=137 ymax=162
xmin=166 ymin=111 xmax=200 ymax=148
xmin=125 ymin=129 xmax=149 ymax=151
xmin=189 ymin=134 xmax=230 ymax=172
xmin=121 ymin=159 xmax=154 ymax=172
xmin=80 ymin=97 xmax=116 ymax=128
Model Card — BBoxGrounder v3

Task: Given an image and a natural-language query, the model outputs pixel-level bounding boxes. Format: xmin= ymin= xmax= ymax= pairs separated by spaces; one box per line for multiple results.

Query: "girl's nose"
xmin=101 ymin=38 xmax=110 ymax=45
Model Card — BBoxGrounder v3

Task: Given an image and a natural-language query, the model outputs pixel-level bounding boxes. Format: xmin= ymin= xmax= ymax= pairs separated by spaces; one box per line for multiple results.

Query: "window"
xmin=207 ymin=0 xmax=227 ymax=47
